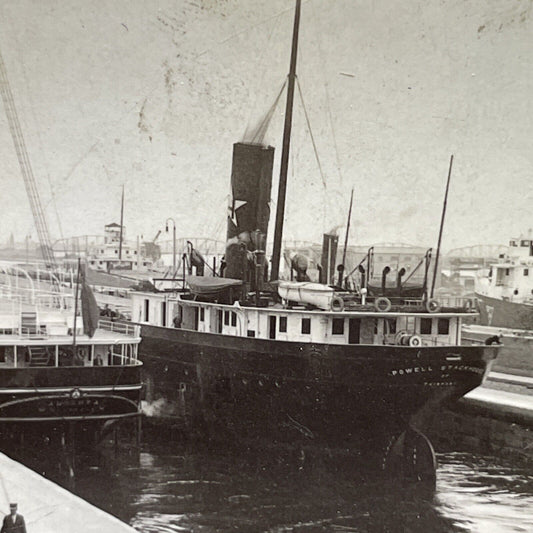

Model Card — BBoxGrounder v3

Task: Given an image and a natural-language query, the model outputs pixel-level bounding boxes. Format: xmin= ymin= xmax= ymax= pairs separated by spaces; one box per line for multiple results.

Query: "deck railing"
xmin=19 ymin=327 xmax=48 ymax=339
xmin=98 ymin=319 xmax=139 ymax=337
xmin=437 ymin=296 xmax=477 ymax=310
xmin=0 ymin=285 xmax=74 ymax=311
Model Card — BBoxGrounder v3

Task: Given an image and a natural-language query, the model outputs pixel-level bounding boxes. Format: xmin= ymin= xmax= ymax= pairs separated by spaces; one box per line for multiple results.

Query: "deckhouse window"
xmin=332 ymin=318 xmax=344 ymax=335
xmin=521 ymin=240 xmax=530 ymax=247
xmin=301 ymin=318 xmax=311 ymax=334
xmin=200 ymin=307 xmax=205 ymax=322
xmin=279 ymin=316 xmax=287 ymax=333
xmin=505 ymin=268 xmax=510 ymax=276
xmin=438 ymin=318 xmax=450 ymax=335
xmin=524 ymin=268 xmax=529 ymax=276
xmin=144 ymin=299 xmax=149 ymax=321
xmin=231 ymin=312 xmax=237 ymax=327
xmin=224 ymin=311 xmax=230 ymax=326
xmin=420 ymin=318 xmax=432 ymax=335
xmin=247 ymin=330 xmax=255 ymax=337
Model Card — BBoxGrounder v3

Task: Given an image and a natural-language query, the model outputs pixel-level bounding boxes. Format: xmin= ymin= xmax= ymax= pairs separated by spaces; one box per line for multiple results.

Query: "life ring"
xmin=409 ymin=335 xmax=422 ymax=347
xmin=375 ymin=297 xmax=392 ymax=312
xmin=395 ymin=330 xmax=408 ymax=345
xmin=330 ymin=296 xmax=345 ymax=312
xmin=425 ymin=299 xmax=441 ymax=313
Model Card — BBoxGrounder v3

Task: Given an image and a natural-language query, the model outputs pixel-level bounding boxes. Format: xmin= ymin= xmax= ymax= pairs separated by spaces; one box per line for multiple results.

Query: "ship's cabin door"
xmin=348 ymin=318 xmax=360 ymax=344
xmin=193 ymin=307 xmax=199 ymax=331
xmin=217 ymin=310 xmax=223 ymax=333
xmin=269 ymin=315 xmax=277 ymax=339
xmin=161 ymin=302 xmax=167 ymax=327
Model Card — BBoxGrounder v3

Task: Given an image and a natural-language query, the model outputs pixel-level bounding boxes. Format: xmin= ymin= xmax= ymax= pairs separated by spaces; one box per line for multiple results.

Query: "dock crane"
xmin=0 ymin=48 xmax=57 ymax=269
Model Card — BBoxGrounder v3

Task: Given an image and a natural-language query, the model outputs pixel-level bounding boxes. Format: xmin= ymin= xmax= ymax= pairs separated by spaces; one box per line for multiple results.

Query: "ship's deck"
xmin=0 ymin=328 xmax=141 ymax=346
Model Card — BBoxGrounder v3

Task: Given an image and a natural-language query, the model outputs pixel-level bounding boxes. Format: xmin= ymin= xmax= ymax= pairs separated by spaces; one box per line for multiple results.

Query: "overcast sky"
xmin=0 ymin=0 xmax=531 ymax=252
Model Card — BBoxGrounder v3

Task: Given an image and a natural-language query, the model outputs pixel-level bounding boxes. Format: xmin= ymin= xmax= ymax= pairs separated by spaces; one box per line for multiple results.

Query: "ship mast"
xmin=270 ymin=0 xmax=301 ymax=281
xmin=119 ymin=184 xmax=124 ymax=260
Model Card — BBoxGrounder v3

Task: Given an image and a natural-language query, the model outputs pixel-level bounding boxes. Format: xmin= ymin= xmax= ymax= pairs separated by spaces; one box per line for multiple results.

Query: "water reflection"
xmin=3 ymin=432 xmax=533 ymax=533
xmin=436 ymin=453 xmax=533 ymax=533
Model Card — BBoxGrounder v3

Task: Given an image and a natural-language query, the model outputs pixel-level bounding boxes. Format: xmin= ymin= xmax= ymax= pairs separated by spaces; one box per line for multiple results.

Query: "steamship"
xmin=0 ymin=264 xmax=142 ymax=424
xmin=131 ymin=1 xmax=498 ymax=470
xmin=475 ymin=234 xmax=533 ymax=330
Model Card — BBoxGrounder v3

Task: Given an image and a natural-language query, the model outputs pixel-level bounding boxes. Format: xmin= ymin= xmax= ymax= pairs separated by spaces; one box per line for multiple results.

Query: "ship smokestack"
xmin=320 ymin=233 xmax=338 ymax=285
xmin=381 ymin=266 xmax=391 ymax=294
xmin=225 ymin=142 xmax=274 ymax=280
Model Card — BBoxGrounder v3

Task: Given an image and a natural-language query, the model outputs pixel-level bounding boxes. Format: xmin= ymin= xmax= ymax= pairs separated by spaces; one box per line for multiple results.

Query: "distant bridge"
xmin=446 ymin=244 xmax=507 ymax=258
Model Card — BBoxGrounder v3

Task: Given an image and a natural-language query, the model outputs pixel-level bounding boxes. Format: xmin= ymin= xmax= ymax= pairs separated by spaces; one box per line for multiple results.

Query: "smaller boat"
xmin=475 ymin=234 xmax=533 ymax=330
xmin=0 ymin=263 xmax=142 ymax=424
xmin=278 ymin=281 xmax=336 ymax=310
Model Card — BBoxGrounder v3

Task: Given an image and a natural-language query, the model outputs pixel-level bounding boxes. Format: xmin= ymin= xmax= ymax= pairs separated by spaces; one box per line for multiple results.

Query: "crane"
xmin=0 ymin=47 xmax=57 ymax=269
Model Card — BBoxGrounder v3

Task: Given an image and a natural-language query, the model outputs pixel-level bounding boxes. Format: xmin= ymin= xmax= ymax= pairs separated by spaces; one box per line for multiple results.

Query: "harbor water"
xmin=5 ymin=428 xmax=533 ymax=533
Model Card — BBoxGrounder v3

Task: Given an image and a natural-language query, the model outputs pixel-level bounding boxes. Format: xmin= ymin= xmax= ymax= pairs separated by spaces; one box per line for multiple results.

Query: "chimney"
xmin=320 ymin=233 xmax=339 ymax=285
xmin=225 ymin=143 xmax=274 ymax=279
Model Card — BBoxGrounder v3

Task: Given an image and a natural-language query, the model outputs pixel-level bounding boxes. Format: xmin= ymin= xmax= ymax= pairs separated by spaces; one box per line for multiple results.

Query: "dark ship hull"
xmin=475 ymin=292 xmax=533 ymax=330
xmin=139 ymin=323 xmax=495 ymax=453
xmin=0 ymin=365 xmax=142 ymax=423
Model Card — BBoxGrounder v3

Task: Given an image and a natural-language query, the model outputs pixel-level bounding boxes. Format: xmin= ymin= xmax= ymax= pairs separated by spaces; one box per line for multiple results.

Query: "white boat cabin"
xmin=0 ymin=317 xmax=140 ymax=369
xmin=131 ymin=291 xmax=464 ymax=347
xmin=0 ymin=280 xmax=140 ymax=369
xmin=476 ymin=235 xmax=533 ymax=305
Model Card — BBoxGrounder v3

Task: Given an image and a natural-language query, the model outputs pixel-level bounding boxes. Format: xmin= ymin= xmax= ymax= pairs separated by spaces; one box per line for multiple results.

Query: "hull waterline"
xmin=137 ymin=323 xmax=495 ymax=452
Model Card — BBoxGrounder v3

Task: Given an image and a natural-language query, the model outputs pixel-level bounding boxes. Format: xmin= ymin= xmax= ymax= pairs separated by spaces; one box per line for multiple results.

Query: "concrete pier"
xmin=425 ymin=371 xmax=533 ymax=464
xmin=0 ymin=452 xmax=136 ymax=533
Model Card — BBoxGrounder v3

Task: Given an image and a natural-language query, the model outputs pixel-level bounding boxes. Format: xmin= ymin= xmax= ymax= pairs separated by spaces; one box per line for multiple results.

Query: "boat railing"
xmin=424 ymin=336 xmax=456 ymax=347
xmin=381 ymin=334 xmax=456 ymax=347
xmin=109 ymin=353 xmax=142 ymax=366
xmin=0 ymin=285 xmax=74 ymax=311
xmin=436 ymin=296 xmax=477 ymax=311
xmin=18 ymin=327 xmax=48 ymax=339
xmin=98 ymin=319 xmax=140 ymax=337
xmin=344 ymin=295 xmax=477 ymax=313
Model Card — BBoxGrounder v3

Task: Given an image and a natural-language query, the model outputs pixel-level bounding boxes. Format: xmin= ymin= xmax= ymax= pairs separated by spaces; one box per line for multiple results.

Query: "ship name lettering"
xmin=440 ymin=364 xmax=483 ymax=374
xmin=390 ymin=366 xmax=433 ymax=376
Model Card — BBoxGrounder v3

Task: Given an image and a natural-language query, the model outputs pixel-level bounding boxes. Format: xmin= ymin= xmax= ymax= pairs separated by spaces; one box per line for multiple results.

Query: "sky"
xmin=0 ymin=0 xmax=531 ymax=252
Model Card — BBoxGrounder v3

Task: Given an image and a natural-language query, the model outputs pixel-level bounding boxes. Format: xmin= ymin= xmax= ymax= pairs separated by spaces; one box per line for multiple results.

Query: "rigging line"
xmin=242 ymin=11 xmax=281 ymax=140
xmin=196 ymin=2 xmax=311 ymax=59
xmin=309 ymin=0 xmax=343 ymax=187
xmin=249 ymin=78 xmax=287 ymax=144
xmin=296 ymin=77 xmax=327 ymax=189
xmin=14 ymin=45 xmax=65 ymax=242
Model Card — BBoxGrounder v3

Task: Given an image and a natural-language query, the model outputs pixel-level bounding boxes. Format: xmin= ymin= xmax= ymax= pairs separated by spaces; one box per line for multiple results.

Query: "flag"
xmin=80 ymin=265 xmax=100 ymax=338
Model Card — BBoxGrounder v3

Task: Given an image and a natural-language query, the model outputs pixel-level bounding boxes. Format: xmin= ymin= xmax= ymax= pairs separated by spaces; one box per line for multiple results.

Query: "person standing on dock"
xmin=1 ymin=503 xmax=26 ymax=533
